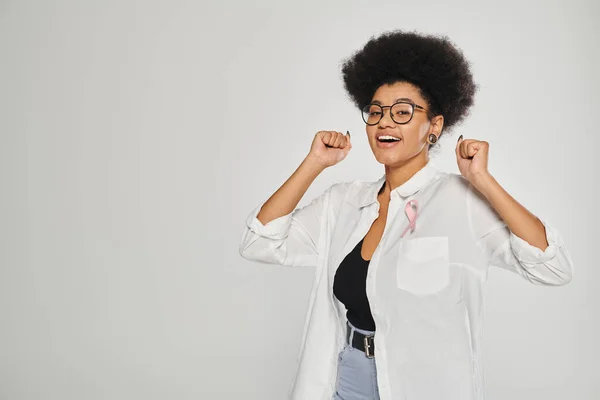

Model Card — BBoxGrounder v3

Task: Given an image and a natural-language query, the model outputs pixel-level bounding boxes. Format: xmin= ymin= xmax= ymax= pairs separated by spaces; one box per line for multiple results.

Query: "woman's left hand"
xmin=455 ymin=135 xmax=491 ymax=185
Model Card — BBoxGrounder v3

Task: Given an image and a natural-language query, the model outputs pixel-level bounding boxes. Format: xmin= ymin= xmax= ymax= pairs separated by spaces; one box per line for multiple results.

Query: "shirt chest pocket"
xmin=396 ymin=236 xmax=450 ymax=295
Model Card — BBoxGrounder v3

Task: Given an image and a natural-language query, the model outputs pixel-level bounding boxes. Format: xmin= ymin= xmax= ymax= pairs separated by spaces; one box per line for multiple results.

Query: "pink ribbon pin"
xmin=400 ymin=199 xmax=418 ymax=238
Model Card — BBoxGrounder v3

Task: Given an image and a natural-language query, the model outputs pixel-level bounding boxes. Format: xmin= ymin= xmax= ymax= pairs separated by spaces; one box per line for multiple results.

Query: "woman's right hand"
xmin=306 ymin=130 xmax=352 ymax=169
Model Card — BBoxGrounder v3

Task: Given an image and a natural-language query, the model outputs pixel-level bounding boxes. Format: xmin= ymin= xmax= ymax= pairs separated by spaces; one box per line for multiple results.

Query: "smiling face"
xmin=366 ymin=81 xmax=444 ymax=167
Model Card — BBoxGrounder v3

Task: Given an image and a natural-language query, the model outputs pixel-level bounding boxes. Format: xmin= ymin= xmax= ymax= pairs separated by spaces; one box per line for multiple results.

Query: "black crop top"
xmin=332 ymin=237 xmax=376 ymax=331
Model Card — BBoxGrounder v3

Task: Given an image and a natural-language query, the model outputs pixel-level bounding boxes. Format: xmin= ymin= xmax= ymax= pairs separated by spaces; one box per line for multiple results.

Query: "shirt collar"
xmin=355 ymin=162 xmax=440 ymax=208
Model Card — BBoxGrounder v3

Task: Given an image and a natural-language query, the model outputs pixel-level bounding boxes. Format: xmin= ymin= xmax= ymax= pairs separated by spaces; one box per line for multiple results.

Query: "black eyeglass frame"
xmin=361 ymin=101 xmax=429 ymax=126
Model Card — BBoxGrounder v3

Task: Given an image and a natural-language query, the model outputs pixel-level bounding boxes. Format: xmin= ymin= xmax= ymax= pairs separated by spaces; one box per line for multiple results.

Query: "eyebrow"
xmin=371 ymin=98 xmax=415 ymax=105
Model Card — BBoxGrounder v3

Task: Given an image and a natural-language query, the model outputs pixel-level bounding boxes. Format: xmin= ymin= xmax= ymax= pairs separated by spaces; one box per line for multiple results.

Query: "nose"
xmin=378 ymin=106 xmax=396 ymax=127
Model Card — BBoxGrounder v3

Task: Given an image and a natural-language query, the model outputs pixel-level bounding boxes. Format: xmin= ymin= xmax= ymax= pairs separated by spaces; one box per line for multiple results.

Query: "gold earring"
xmin=428 ymin=133 xmax=438 ymax=144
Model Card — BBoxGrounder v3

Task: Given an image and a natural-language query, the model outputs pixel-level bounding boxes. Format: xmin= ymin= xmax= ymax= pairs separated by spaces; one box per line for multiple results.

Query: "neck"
xmin=381 ymin=153 xmax=429 ymax=196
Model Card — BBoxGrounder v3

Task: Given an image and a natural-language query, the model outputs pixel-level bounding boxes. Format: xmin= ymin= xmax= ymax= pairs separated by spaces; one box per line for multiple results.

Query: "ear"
xmin=430 ymin=114 xmax=444 ymax=135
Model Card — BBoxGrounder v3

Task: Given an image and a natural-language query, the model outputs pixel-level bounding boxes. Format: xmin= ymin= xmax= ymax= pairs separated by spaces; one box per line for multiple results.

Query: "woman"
xmin=239 ymin=30 xmax=573 ymax=400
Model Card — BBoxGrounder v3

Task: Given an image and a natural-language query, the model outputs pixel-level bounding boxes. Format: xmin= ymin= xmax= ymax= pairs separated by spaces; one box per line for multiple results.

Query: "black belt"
xmin=346 ymin=323 xmax=375 ymax=358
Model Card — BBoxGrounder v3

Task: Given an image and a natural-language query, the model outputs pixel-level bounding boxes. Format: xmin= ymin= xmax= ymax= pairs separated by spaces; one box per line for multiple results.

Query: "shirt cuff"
xmin=245 ymin=202 xmax=293 ymax=240
xmin=509 ymin=219 xmax=561 ymax=265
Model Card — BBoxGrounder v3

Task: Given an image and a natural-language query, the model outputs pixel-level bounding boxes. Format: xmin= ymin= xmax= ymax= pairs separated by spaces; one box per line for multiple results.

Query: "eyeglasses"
xmin=361 ymin=101 xmax=429 ymax=126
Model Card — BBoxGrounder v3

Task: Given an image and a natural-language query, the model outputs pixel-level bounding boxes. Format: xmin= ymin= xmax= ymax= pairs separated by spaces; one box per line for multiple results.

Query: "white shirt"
xmin=239 ymin=162 xmax=573 ymax=400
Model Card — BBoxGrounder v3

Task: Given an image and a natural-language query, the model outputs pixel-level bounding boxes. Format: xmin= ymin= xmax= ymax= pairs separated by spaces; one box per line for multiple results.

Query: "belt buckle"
xmin=363 ymin=335 xmax=374 ymax=358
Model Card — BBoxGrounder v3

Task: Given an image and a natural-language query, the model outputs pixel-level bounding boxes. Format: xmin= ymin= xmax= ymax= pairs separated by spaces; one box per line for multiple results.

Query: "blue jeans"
xmin=333 ymin=321 xmax=380 ymax=400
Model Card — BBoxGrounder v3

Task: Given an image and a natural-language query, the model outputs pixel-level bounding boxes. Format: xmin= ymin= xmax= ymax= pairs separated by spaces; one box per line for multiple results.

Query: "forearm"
xmin=471 ymin=173 xmax=549 ymax=251
xmin=256 ymin=156 xmax=326 ymax=226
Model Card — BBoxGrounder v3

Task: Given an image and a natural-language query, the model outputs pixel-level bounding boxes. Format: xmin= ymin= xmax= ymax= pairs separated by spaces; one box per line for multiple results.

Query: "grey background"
xmin=1 ymin=0 xmax=597 ymax=399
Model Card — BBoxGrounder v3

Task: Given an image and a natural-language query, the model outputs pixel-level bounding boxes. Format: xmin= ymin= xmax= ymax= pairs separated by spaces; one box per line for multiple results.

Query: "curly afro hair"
xmin=341 ymin=30 xmax=478 ymax=135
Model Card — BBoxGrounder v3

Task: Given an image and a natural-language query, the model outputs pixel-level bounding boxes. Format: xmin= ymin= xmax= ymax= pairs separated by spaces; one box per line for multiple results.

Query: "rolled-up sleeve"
xmin=239 ymin=183 xmax=339 ymax=267
xmin=467 ymin=184 xmax=574 ymax=286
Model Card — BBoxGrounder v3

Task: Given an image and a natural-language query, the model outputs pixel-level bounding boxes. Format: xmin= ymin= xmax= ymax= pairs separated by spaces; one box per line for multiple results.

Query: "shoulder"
xmin=327 ymin=178 xmax=376 ymax=194
xmin=437 ymin=170 xmax=468 ymax=187
xmin=323 ymin=178 xmax=379 ymax=209
xmin=429 ymin=170 xmax=504 ymax=236
xmin=435 ymin=171 xmax=492 ymax=203
xmin=325 ymin=181 xmax=354 ymax=196
xmin=326 ymin=180 xmax=364 ymax=203
xmin=312 ymin=181 xmax=353 ymax=208
xmin=432 ymin=170 xmax=494 ymax=209
xmin=429 ymin=169 xmax=471 ymax=195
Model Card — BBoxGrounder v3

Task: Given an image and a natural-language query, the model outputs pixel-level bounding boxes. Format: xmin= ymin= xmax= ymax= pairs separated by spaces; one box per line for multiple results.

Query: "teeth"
xmin=378 ymin=135 xmax=400 ymax=141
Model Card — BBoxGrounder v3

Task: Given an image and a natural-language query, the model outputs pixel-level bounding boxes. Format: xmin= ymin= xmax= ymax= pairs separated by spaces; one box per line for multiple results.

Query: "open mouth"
xmin=376 ymin=135 xmax=402 ymax=147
